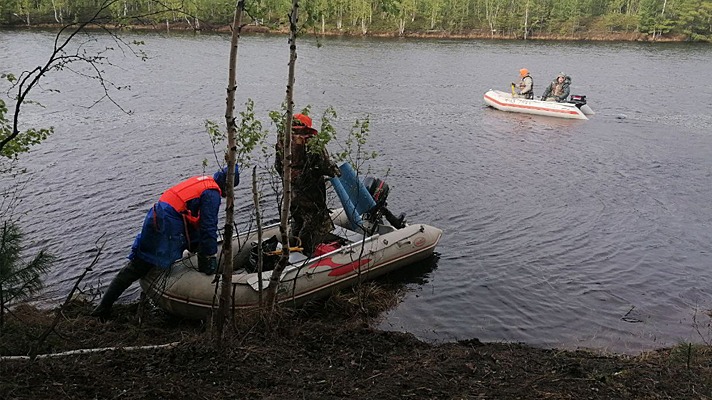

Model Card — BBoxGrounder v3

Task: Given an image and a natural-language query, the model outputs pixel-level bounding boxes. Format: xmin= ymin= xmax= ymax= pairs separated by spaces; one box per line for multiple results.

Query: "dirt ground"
xmin=1 ymin=287 xmax=711 ymax=400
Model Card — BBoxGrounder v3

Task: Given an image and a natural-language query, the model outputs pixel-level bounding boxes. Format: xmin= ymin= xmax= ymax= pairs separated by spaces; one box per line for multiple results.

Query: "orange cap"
xmin=520 ymin=68 xmax=529 ymax=77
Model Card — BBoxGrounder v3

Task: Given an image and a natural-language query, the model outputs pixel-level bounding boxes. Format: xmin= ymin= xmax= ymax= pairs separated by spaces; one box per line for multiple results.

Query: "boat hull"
xmin=140 ymin=210 xmax=442 ymax=320
xmin=484 ymin=90 xmax=591 ymax=120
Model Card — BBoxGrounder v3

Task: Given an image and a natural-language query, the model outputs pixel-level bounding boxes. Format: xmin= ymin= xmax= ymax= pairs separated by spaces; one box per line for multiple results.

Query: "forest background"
xmin=1 ymin=0 xmax=710 ymax=42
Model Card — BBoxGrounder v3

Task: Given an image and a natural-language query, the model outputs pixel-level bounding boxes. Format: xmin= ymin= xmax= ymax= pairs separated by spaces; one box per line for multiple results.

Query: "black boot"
xmin=91 ymin=259 xmax=153 ymax=321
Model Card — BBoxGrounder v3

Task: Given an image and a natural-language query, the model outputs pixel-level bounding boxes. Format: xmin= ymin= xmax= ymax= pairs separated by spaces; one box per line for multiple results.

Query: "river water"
xmin=1 ymin=30 xmax=711 ymax=354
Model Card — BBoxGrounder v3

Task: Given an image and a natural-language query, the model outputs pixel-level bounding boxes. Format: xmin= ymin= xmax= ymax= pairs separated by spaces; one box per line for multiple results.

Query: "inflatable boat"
xmin=140 ymin=163 xmax=443 ymax=320
xmin=484 ymin=90 xmax=594 ymax=120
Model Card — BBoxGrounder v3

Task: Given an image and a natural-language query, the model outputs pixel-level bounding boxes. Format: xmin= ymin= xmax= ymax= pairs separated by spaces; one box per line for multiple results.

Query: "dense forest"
xmin=0 ymin=0 xmax=710 ymax=41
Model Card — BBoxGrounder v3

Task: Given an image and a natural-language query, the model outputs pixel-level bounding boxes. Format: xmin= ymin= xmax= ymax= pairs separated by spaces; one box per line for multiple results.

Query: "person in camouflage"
xmin=541 ymin=73 xmax=571 ymax=102
xmin=275 ymin=113 xmax=340 ymax=256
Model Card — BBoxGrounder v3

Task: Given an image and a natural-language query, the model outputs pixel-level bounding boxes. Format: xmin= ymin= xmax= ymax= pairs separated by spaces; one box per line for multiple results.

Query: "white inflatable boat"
xmin=484 ymin=90 xmax=594 ymax=120
xmin=140 ymin=163 xmax=442 ymax=320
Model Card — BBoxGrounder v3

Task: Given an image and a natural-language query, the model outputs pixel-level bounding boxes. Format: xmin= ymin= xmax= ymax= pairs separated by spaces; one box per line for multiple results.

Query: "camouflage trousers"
xmin=291 ymin=195 xmax=333 ymax=256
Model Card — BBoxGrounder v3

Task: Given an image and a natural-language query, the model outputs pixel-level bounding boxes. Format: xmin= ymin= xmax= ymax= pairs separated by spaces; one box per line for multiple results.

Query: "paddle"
xmin=511 ymin=82 xmax=516 ymax=97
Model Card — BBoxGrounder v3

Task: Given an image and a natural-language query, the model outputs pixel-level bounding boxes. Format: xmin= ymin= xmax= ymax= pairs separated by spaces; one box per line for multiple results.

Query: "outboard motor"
xmin=568 ymin=94 xmax=587 ymax=108
xmin=363 ymin=176 xmax=406 ymax=229
xmin=364 ymin=176 xmax=390 ymax=205
xmin=568 ymin=94 xmax=595 ymax=115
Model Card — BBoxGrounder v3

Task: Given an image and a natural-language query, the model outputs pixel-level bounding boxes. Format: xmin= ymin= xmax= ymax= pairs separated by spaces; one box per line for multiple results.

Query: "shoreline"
xmin=1 ymin=22 xmax=692 ymax=43
xmin=2 ymin=301 xmax=711 ymax=399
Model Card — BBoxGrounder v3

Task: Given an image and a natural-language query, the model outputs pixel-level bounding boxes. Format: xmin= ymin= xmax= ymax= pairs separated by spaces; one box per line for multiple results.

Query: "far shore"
xmin=1 ymin=22 xmax=692 ymax=43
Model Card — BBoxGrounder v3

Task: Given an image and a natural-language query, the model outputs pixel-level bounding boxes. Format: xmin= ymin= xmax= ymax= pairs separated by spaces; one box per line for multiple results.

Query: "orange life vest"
xmin=158 ymin=176 xmax=221 ymax=226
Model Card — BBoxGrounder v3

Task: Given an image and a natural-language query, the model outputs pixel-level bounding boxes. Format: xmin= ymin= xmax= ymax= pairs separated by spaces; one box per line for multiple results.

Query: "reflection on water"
xmin=2 ymin=31 xmax=712 ymax=354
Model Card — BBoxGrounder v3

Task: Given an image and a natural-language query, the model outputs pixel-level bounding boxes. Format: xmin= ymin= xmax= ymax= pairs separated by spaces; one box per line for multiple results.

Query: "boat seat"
xmin=331 ymin=225 xmax=367 ymax=244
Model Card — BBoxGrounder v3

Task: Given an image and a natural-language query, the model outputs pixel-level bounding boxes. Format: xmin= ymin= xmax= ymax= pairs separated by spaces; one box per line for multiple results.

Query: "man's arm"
xmin=198 ymin=189 xmax=222 ymax=257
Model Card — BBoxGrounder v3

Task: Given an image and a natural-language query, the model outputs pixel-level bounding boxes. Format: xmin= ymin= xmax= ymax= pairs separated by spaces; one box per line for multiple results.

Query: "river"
xmin=1 ymin=30 xmax=711 ymax=354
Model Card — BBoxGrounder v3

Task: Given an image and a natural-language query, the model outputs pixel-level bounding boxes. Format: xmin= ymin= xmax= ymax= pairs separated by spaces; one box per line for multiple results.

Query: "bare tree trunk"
xmin=251 ymin=166 xmax=265 ymax=306
xmin=524 ymin=0 xmax=529 ymax=39
xmin=214 ymin=0 xmax=244 ymax=342
xmin=265 ymin=0 xmax=300 ymax=314
xmin=0 ymin=287 xmax=4 ymax=330
xmin=51 ymin=0 xmax=60 ymax=23
xmin=337 ymin=5 xmax=343 ymax=30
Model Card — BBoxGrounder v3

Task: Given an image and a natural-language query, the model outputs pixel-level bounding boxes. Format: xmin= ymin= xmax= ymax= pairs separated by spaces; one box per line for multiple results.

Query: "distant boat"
xmin=140 ymin=163 xmax=443 ymax=320
xmin=484 ymin=90 xmax=594 ymax=120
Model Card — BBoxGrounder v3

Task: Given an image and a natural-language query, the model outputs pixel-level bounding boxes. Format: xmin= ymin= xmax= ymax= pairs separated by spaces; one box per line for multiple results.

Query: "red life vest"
xmin=158 ymin=176 xmax=221 ymax=226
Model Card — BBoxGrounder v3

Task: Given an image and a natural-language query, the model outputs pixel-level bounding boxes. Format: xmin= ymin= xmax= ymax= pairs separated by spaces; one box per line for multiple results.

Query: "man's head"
xmin=557 ymin=73 xmax=566 ymax=82
xmin=520 ymin=68 xmax=529 ymax=77
xmin=213 ymin=165 xmax=240 ymax=196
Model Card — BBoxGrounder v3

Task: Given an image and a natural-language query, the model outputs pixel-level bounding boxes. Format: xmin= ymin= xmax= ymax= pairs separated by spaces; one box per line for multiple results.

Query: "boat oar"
xmin=511 ymin=82 xmax=516 ymax=97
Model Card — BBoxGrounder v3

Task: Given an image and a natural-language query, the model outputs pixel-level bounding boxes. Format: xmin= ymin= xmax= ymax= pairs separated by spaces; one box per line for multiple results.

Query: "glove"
xmin=198 ymin=254 xmax=217 ymax=275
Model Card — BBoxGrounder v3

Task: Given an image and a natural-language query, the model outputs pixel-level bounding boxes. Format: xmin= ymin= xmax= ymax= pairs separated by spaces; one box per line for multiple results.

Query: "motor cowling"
xmin=362 ymin=176 xmax=406 ymax=229
xmin=568 ymin=94 xmax=587 ymax=107
xmin=363 ymin=176 xmax=390 ymax=206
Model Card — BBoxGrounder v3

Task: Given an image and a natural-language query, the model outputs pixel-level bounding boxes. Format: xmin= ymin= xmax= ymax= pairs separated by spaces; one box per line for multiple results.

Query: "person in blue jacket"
xmin=91 ymin=165 xmax=239 ymax=320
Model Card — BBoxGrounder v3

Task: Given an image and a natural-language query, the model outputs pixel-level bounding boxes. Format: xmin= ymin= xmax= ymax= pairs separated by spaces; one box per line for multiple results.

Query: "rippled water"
xmin=2 ymin=30 xmax=711 ymax=353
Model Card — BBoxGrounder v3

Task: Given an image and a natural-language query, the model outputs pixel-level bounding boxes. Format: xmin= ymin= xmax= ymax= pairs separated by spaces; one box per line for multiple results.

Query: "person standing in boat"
xmin=275 ymin=113 xmax=340 ymax=256
xmin=90 ymin=165 xmax=240 ymax=320
xmin=513 ymin=68 xmax=534 ymax=99
xmin=541 ymin=73 xmax=571 ymax=102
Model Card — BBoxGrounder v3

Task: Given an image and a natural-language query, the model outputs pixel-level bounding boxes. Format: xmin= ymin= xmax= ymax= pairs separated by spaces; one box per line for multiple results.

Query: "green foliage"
xmin=311 ymin=106 xmax=338 ymax=154
xmin=0 ymin=220 xmax=55 ymax=329
xmin=269 ymin=104 xmax=377 ymax=172
xmin=268 ymin=103 xmax=311 ymax=143
xmin=235 ymin=99 xmax=269 ymax=165
xmin=0 ymin=99 xmax=54 ymax=161
xmin=673 ymin=0 xmax=712 ymax=41
xmin=205 ymin=99 xmax=269 ymax=171
xmin=332 ymin=115 xmax=377 ymax=172
xmin=2 ymin=0 xmax=710 ymax=40
xmin=597 ymin=13 xmax=639 ymax=32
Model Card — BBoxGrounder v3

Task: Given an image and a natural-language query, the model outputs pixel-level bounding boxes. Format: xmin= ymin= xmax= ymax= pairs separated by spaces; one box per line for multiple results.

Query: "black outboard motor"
xmin=568 ymin=94 xmax=587 ymax=109
xmin=363 ymin=176 xmax=406 ymax=229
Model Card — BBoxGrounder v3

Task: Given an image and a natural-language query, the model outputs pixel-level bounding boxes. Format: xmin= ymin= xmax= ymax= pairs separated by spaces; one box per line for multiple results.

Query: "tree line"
xmin=0 ymin=0 xmax=710 ymax=39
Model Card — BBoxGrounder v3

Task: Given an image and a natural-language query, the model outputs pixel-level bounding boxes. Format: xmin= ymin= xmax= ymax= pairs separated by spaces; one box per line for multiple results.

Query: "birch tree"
xmin=264 ymin=0 xmax=300 ymax=314
xmin=212 ymin=0 xmax=244 ymax=342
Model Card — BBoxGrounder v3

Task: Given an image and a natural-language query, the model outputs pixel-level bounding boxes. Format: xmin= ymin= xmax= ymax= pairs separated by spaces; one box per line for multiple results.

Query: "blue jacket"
xmin=129 ymin=184 xmax=222 ymax=268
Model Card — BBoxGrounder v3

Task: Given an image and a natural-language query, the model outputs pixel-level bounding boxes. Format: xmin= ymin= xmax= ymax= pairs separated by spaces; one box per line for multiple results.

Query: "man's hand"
xmin=198 ymin=254 xmax=217 ymax=275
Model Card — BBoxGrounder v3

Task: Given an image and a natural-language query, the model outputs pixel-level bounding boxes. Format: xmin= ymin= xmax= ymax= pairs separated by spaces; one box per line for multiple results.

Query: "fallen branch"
xmin=1 ymin=341 xmax=180 ymax=361
xmin=29 ymin=234 xmax=106 ymax=359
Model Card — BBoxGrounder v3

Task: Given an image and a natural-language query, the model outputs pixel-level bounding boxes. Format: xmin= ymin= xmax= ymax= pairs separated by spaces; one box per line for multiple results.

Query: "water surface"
xmin=1 ymin=31 xmax=711 ymax=353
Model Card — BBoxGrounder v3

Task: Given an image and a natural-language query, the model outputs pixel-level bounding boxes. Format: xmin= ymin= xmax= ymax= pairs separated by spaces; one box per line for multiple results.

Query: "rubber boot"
xmin=91 ymin=259 xmax=152 ymax=321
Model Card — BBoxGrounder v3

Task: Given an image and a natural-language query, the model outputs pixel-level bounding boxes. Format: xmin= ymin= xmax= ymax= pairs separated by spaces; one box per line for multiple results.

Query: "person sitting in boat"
xmin=275 ymin=113 xmax=340 ymax=256
xmin=541 ymin=73 xmax=571 ymax=102
xmin=513 ymin=68 xmax=534 ymax=99
xmin=90 ymin=165 xmax=240 ymax=320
